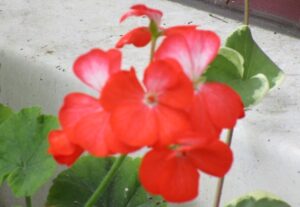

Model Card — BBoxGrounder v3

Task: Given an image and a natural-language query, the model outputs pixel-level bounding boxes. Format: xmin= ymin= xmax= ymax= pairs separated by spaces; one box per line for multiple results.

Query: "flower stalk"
xmin=244 ymin=0 xmax=250 ymax=25
xmin=213 ymin=129 xmax=234 ymax=207
xmin=84 ymin=155 xmax=127 ymax=207
xmin=25 ymin=196 xmax=32 ymax=207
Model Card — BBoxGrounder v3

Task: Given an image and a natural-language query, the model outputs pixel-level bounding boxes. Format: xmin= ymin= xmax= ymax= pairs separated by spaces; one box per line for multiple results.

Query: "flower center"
xmin=143 ymin=92 xmax=158 ymax=107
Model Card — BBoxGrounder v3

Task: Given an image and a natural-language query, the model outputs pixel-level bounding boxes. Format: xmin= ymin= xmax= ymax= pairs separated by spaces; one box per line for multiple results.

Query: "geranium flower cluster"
xmin=48 ymin=4 xmax=244 ymax=203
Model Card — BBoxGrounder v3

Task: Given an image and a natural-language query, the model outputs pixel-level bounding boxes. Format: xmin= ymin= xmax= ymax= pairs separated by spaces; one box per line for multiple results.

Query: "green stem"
xmin=244 ymin=0 xmax=250 ymax=25
xmin=84 ymin=155 xmax=127 ymax=207
xmin=25 ymin=196 xmax=32 ymax=207
xmin=149 ymin=36 xmax=157 ymax=62
xmin=213 ymin=129 xmax=234 ymax=207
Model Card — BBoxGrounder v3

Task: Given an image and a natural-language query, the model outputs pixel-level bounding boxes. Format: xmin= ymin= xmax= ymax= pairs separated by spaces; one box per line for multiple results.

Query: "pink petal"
xmin=155 ymin=35 xmax=194 ymax=79
xmin=155 ymin=30 xmax=220 ymax=80
xmin=184 ymin=30 xmax=220 ymax=77
xmin=73 ymin=49 xmax=121 ymax=91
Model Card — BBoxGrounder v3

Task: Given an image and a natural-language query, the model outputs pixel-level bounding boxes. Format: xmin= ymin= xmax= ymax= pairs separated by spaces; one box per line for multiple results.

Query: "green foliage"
xmin=0 ymin=107 xmax=58 ymax=197
xmin=205 ymin=47 xmax=269 ymax=107
xmin=205 ymin=26 xmax=284 ymax=107
xmin=226 ymin=25 xmax=284 ymax=89
xmin=0 ymin=104 xmax=14 ymax=124
xmin=225 ymin=191 xmax=291 ymax=207
xmin=46 ymin=156 xmax=167 ymax=207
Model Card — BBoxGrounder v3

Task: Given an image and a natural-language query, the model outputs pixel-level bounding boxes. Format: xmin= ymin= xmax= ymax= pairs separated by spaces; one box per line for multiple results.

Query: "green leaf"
xmin=0 ymin=107 xmax=58 ymax=197
xmin=205 ymin=47 xmax=269 ymax=107
xmin=225 ymin=25 xmax=284 ymax=89
xmin=46 ymin=156 xmax=167 ymax=207
xmin=225 ymin=191 xmax=291 ymax=207
xmin=0 ymin=104 xmax=14 ymax=124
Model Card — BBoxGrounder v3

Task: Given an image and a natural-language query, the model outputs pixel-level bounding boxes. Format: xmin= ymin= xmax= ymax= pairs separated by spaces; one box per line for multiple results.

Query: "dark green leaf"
xmin=225 ymin=25 xmax=284 ymax=89
xmin=46 ymin=156 xmax=167 ymax=207
xmin=225 ymin=191 xmax=291 ymax=207
xmin=0 ymin=107 xmax=58 ymax=197
xmin=0 ymin=104 xmax=14 ymax=124
xmin=205 ymin=47 xmax=269 ymax=107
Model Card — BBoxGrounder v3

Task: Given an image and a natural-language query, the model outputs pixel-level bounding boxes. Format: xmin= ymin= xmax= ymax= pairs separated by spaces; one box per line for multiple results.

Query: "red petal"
xmin=73 ymin=49 xmax=121 ymax=91
xmin=111 ymin=103 xmax=158 ymax=147
xmin=159 ymin=156 xmax=199 ymax=202
xmin=116 ymin=27 xmax=151 ymax=48
xmin=155 ymin=105 xmax=192 ymax=146
xmin=188 ymin=139 xmax=233 ymax=177
xmin=200 ymin=83 xmax=244 ymax=129
xmin=101 ymin=69 xmax=158 ymax=147
xmin=163 ymin=25 xmax=198 ymax=36
xmin=59 ymin=93 xmax=102 ymax=130
xmin=101 ymin=69 xmax=144 ymax=111
xmin=72 ymin=111 xmax=112 ymax=156
xmin=139 ymin=149 xmax=169 ymax=195
xmin=140 ymin=149 xmax=199 ymax=202
xmin=143 ymin=59 xmax=193 ymax=110
xmin=48 ymin=130 xmax=83 ymax=166
xmin=155 ymin=30 xmax=220 ymax=79
xmin=120 ymin=4 xmax=163 ymax=25
xmin=190 ymin=91 xmax=222 ymax=137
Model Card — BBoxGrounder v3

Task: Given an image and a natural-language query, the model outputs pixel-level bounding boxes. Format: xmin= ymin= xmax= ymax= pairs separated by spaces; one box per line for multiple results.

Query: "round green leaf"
xmin=225 ymin=191 xmax=291 ymax=207
xmin=0 ymin=104 xmax=14 ymax=124
xmin=205 ymin=47 xmax=269 ymax=107
xmin=46 ymin=156 xmax=167 ymax=207
xmin=225 ymin=25 xmax=284 ymax=89
xmin=229 ymin=74 xmax=269 ymax=107
xmin=0 ymin=107 xmax=58 ymax=197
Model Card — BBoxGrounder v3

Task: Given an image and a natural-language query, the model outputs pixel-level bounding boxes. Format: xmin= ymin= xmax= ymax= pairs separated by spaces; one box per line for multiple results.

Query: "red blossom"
xmin=139 ymin=132 xmax=233 ymax=202
xmin=101 ymin=59 xmax=194 ymax=147
xmin=48 ymin=48 xmax=137 ymax=166
xmin=120 ymin=4 xmax=163 ymax=25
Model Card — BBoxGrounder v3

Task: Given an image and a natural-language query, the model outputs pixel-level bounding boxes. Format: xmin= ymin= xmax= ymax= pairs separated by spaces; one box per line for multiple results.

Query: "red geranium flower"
xmin=48 ymin=49 xmax=136 ymax=165
xmin=101 ymin=59 xmax=194 ymax=147
xmin=139 ymin=132 xmax=233 ymax=202
xmin=155 ymin=29 xmax=244 ymax=136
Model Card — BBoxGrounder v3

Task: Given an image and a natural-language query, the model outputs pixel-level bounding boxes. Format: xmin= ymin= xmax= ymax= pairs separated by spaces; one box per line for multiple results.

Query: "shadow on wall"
xmin=170 ymin=0 xmax=300 ymax=38
xmin=0 ymin=49 xmax=92 ymax=114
